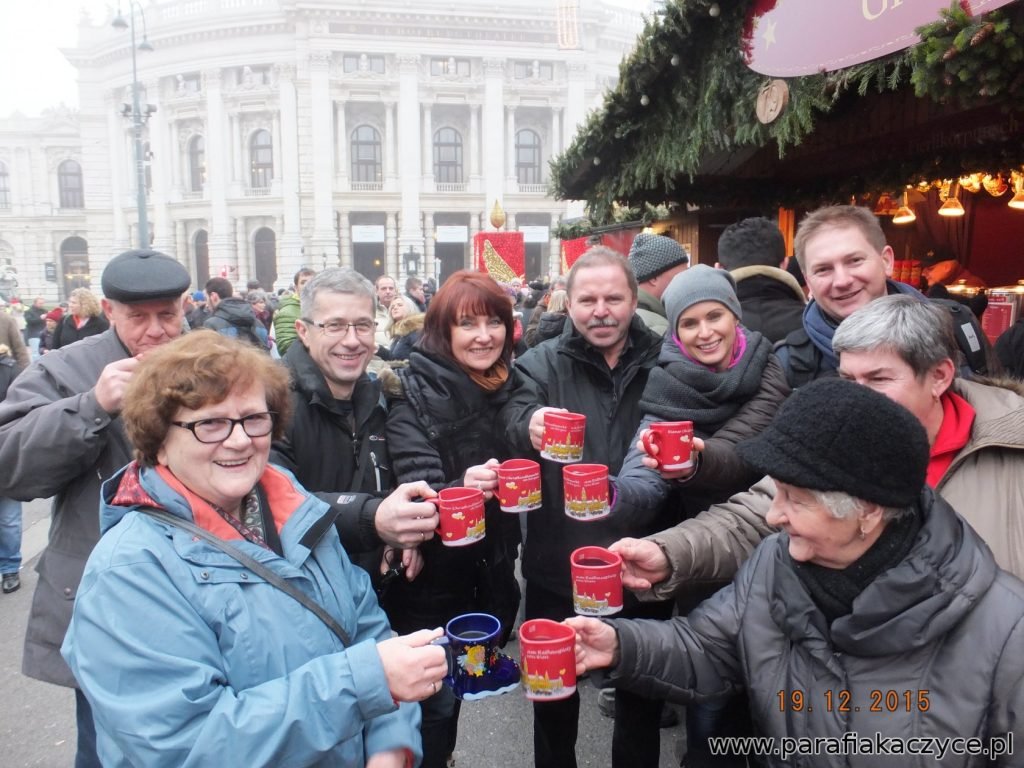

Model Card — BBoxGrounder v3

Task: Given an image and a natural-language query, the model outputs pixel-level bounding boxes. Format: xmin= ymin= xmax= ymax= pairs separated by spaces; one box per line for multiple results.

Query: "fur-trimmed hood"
xmin=390 ymin=313 xmax=425 ymax=338
xmin=729 ymin=264 xmax=805 ymax=302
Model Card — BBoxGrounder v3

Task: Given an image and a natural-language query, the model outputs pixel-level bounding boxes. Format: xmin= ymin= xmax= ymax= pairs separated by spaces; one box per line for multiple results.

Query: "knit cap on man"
xmin=735 ymin=377 xmax=929 ymax=508
xmin=662 ymin=264 xmax=743 ymax=332
xmin=627 ymin=234 xmax=689 ymax=283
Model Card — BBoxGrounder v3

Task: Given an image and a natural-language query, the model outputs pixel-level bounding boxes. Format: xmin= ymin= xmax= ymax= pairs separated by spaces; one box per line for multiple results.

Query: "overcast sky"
xmin=0 ymin=0 xmax=114 ymax=117
xmin=0 ymin=0 xmax=649 ymax=118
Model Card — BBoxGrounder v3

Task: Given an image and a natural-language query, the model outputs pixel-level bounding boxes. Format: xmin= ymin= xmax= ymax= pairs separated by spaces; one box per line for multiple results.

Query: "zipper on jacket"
xmin=370 ymin=450 xmax=383 ymax=493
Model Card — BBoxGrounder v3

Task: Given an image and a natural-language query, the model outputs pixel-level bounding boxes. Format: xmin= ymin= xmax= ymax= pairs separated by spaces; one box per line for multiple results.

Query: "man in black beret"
xmin=0 ymin=248 xmax=190 ymax=768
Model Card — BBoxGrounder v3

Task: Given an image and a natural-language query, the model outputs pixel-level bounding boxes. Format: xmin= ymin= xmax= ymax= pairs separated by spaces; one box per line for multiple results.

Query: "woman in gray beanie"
xmin=569 ymin=378 xmax=1023 ymax=768
xmin=611 ymin=263 xmax=790 ymax=760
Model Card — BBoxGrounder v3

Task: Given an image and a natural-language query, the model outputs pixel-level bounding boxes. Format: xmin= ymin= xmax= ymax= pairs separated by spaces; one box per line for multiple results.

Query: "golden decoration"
xmin=481 ymin=239 xmax=519 ymax=283
xmin=489 ymin=199 xmax=506 ymax=229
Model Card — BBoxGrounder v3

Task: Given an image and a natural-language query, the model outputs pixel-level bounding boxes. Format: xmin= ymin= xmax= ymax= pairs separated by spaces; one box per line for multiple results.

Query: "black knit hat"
xmin=628 ymin=234 xmax=689 ymax=283
xmin=736 ymin=378 xmax=928 ymax=507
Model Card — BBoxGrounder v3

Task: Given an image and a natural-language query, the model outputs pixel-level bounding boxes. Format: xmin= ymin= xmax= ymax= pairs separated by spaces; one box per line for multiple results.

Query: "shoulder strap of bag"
xmin=138 ymin=507 xmax=351 ymax=647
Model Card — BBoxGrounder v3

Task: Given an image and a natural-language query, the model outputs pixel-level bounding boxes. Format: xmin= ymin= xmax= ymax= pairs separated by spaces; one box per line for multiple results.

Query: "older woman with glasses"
xmin=62 ymin=331 xmax=446 ymax=768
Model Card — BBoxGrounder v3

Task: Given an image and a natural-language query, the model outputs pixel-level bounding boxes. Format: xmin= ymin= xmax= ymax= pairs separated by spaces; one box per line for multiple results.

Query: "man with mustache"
xmin=499 ymin=246 xmax=672 ymax=768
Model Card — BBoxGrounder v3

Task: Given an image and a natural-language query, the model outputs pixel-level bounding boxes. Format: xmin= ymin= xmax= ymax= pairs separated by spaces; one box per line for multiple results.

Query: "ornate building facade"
xmin=0 ymin=0 xmax=644 ymax=300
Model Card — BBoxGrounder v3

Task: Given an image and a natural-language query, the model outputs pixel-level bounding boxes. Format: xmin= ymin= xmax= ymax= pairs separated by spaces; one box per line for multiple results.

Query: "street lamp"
xmin=403 ymin=246 xmax=420 ymax=276
xmin=113 ymin=2 xmax=155 ymax=249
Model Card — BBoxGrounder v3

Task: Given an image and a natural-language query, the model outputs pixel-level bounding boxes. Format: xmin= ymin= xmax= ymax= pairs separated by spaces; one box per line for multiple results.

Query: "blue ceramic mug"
xmin=435 ymin=613 xmax=520 ymax=701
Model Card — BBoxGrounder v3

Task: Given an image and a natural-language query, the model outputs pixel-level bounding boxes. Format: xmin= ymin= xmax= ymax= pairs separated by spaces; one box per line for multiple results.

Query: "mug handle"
xmin=426 ymin=497 xmax=443 ymax=536
xmin=430 ymin=635 xmax=455 ymax=681
xmin=640 ymin=429 xmax=662 ymax=467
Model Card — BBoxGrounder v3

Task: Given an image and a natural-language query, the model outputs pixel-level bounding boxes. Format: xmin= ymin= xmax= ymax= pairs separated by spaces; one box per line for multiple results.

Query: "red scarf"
xmin=926 ymin=392 xmax=975 ymax=488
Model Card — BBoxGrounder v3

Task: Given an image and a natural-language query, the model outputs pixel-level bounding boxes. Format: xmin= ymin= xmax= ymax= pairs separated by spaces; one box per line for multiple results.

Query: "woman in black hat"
xmin=568 ymin=378 xmax=1023 ymax=768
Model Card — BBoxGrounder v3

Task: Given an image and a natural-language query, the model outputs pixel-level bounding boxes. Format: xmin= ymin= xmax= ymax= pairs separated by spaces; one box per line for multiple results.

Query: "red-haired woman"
xmin=384 ymin=269 xmax=521 ymax=768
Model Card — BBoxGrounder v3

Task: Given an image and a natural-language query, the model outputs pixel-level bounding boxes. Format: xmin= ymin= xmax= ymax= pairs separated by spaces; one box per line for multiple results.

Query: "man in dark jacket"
xmin=774 ymin=205 xmax=922 ymax=387
xmin=627 ymin=233 xmax=689 ymax=337
xmin=499 ymin=247 xmax=672 ymax=768
xmin=716 ymin=217 xmax=805 ymax=343
xmin=202 ymin=276 xmax=267 ymax=348
xmin=269 ymin=268 xmax=438 ymax=571
xmin=23 ymin=296 xmax=47 ymax=355
xmin=0 ymin=249 xmax=190 ymax=768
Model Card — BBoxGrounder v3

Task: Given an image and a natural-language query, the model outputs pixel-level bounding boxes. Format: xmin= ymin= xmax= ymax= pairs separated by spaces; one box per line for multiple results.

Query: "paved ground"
xmin=0 ymin=497 xmax=686 ymax=766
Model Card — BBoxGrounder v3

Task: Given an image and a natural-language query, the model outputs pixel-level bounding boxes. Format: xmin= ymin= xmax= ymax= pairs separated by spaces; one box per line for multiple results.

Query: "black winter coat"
xmin=270 ymin=342 xmax=393 ymax=559
xmin=499 ymin=316 xmax=667 ymax=599
xmin=730 ymin=266 xmax=805 ymax=343
xmin=52 ymin=314 xmax=109 ymax=349
xmin=609 ymin=490 xmax=1024 ymax=768
xmin=383 ymin=349 xmax=521 ymax=640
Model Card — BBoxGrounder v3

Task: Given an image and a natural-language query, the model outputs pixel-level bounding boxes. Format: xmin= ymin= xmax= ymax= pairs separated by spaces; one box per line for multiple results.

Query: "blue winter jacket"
xmin=62 ymin=462 xmax=421 ymax=768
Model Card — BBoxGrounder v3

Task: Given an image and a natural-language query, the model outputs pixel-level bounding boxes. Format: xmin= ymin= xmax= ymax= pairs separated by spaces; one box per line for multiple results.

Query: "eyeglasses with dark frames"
xmin=171 ymin=412 xmax=277 ymax=444
xmin=302 ymin=318 xmax=376 ymax=337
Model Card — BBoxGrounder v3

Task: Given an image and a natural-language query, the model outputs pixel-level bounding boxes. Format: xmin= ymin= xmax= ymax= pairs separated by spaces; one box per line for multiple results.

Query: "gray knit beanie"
xmin=627 ymin=234 xmax=689 ymax=283
xmin=663 ymin=264 xmax=742 ymax=331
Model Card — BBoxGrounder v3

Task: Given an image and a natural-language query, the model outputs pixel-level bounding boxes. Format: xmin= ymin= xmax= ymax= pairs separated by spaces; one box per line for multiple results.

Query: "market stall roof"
xmin=551 ymin=0 xmax=1024 ymax=220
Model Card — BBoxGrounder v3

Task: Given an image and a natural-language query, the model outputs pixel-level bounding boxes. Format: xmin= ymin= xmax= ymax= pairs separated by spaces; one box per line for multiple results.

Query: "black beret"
xmin=101 ymin=249 xmax=191 ymax=303
xmin=736 ymin=378 xmax=929 ymax=508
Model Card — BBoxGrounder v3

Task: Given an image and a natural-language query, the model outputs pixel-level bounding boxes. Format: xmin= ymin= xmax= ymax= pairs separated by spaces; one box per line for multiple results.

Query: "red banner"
xmin=560 ymin=237 xmax=591 ymax=273
xmin=474 ymin=232 xmax=525 ymax=282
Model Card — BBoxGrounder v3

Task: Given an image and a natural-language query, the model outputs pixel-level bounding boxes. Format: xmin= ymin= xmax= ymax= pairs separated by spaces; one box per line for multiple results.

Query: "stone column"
xmin=506 ymin=106 xmax=517 ymax=185
xmin=175 ymin=219 xmax=189 ymax=279
xmin=469 ymin=104 xmax=480 ymax=189
xmin=204 ymin=69 xmax=236 ymax=276
xmin=338 ymin=209 xmax=351 ymax=268
xmin=385 ymin=211 xmax=398 ymax=277
xmin=146 ymin=79 xmax=172 ymax=254
xmin=482 ymin=59 xmax=505 ymax=216
xmin=396 ymin=55 xmax=423 ymax=255
xmin=422 ymin=102 xmax=433 ymax=186
xmin=170 ymin=121 xmax=182 ymax=193
xmin=229 ymin=113 xmax=243 ymax=197
xmin=310 ymin=51 xmax=338 ymax=262
xmin=235 ymin=217 xmax=248 ymax=285
xmin=423 ymin=210 xmax=435 ymax=281
xmin=550 ymin=108 xmax=561 ymax=160
xmin=565 ymin=58 xmax=587 ymax=150
xmin=384 ymin=102 xmax=396 ymax=184
xmin=105 ymin=93 xmax=128 ymax=249
xmin=277 ymin=64 xmax=304 ymax=277
xmin=549 ymin=212 xmax=561 ymax=277
xmin=335 ymin=101 xmax=348 ymax=182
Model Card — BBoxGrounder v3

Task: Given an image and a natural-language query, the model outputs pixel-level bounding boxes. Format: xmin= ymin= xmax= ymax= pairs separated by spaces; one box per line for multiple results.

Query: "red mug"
xmin=562 ymin=463 xmax=610 ymax=521
xmin=519 ymin=619 xmax=577 ymax=702
xmin=641 ymin=421 xmax=695 ymax=472
xmin=570 ymin=546 xmax=623 ymax=616
xmin=496 ymin=459 xmax=542 ymax=512
xmin=430 ymin=487 xmax=486 ymax=546
xmin=541 ymin=411 xmax=586 ymax=463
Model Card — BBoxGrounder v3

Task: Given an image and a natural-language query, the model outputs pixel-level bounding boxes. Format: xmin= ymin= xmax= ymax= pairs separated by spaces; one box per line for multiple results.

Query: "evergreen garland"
xmin=551 ymin=0 xmax=1024 ymax=222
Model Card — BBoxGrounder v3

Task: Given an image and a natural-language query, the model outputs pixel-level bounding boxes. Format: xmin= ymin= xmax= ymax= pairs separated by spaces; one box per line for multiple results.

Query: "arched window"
xmin=58 ymin=160 xmax=84 ymax=209
xmin=433 ymin=127 xmax=463 ymax=184
xmin=516 ymin=129 xmax=542 ymax=185
xmin=249 ymin=129 xmax=273 ymax=188
xmin=0 ymin=161 xmax=9 ymax=209
xmin=60 ymin=236 xmax=90 ymax=296
xmin=351 ymin=125 xmax=382 ymax=183
xmin=188 ymin=135 xmax=205 ymax=192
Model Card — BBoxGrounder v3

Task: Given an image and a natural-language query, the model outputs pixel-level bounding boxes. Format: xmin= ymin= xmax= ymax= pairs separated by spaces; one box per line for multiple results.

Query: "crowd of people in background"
xmin=0 ymin=203 xmax=1022 ymax=768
